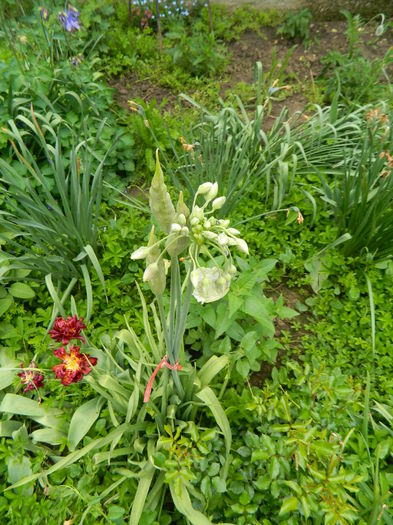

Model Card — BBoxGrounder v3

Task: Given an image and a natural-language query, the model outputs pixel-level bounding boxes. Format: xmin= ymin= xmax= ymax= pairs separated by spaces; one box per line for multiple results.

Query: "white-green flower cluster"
xmin=131 ymin=150 xmax=248 ymax=303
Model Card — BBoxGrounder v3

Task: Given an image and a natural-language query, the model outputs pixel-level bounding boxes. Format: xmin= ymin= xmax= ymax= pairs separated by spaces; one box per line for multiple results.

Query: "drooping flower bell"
xmin=58 ymin=5 xmax=81 ymax=32
xmin=49 ymin=315 xmax=86 ymax=345
xmin=52 ymin=346 xmax=97 ymax=386
xmin=132 ymin=151 xmax=249 ymax=303
xmin=18 ymin=362 xmax=44 ymax=393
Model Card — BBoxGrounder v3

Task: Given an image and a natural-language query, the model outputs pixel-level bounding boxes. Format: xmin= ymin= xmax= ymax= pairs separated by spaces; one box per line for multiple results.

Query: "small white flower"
xmin=212 ymin=196 xmax=226 ymax=210
xmin=205 ymin=182 xmax=218 ymax=201
xmin=192 ymin=206 xmax=204 ymax=220
xmin=227 ymin=227 xmax=240 ymax=235
xmin=170 ymin=223 xmax=182 ymax=233
xmin=131 ymin=246 xmax=150 ymax=260
xmin=178 ymin=213 xmax=186 ymax=226
xmin=236 ymin=238 xmax=249 ymax=255
xmin=191 ymin=267 xmax=231 ymax=303
xmin=219 ymin=219 xmax=230 ymax=228
xmin=197 ymin=182 xmax=214 ymax=195
xmin=202 ymin=231 xmax=218 ymax=240
xmin=217 ymin=233 xmax=229 ymax=246
xmin=181 ymin=226 xmax=189 ymax=236
xmin=143 ymin=262 xmax=158 ymax=282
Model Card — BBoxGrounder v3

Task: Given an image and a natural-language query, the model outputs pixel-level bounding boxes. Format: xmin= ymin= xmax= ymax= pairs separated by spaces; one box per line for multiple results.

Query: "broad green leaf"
xmin=279 ymin=496 xmax=299 ymax=515
xmin=196 ymin=387 xmax=231 ymax=478
xmin=0 ymin=294 xmax=13 ymax=316
xmin=8 ymin=455 xmax=33 ymax=496
xmin=236 ymin=359 xmax=250 ymax=379
xmin=0 ymin=394 xmax=62 ymax=418
xmin=242 ymin=295 xmax=275 ymax=337
xmin=0 ymin=353 xmax=19 ymax=390
xmin=0 ymin=323 xmax=19 ymax=339
xmin=0 ymin=368 xmax=17 ymax=390
xmin=68 ymin=397 xmax=104 ymax=450
xmin=31 ymin=428 xmax=66 ymax=445
xmin=0 ymin=421 xmax=23 ymax=437
xmin=8 ymin=282 xmax=35 ymax=299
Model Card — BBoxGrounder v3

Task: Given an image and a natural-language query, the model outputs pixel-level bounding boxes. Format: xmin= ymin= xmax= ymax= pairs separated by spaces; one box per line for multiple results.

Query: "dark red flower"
xmin=49 ymin=315 xmax=86 ymax=345
xmin=18 ymin=362 xmax=44 ymax=393
xmin=52 ymin=345 xmax=97 ymax=386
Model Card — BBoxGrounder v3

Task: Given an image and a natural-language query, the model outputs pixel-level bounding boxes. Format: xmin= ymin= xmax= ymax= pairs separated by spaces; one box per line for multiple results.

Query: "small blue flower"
xmin=58 ymin=5 xmax=80 ymax=32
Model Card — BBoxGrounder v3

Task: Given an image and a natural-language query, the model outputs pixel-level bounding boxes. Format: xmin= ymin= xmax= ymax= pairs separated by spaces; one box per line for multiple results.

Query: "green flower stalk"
xmin=131 ymin=150 xmax=248 ymax=399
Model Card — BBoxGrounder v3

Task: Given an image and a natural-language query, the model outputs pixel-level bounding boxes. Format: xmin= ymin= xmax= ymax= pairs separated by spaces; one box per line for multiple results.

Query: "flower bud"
xmin=178 ymin=213 xmax=186 ymax=226
xmin=197 ymin=182 xmax=213 ymax=195
xmin=219 ymin=219 xmax=230 ymax=228
xmin=236 ymin=238 xmax=249 ymax=255
xmin=192 ymin=206 xmax=204 ymax=220
xmin=229 ymin=264 xmax=237 ymax=276
xmin=205 ymin=182 xmax=218 ymax=202
xmin=143 ymin=262 xmax=159 ymax=282
xmin=217 ymin=233 xmax=229 ymax=246
xmin=202 ymin=231 xmax=218 ymax=240
xmin=181 ymin=226 xmax=189 ymax=236
xmin=190 ymin=217 xmax=199 ymax=226
xmin=149 ymin=149 xmax=175 ymax=233
xmin=170 ymin=223 xmax=181 ymax=233
xmin=176 ymin=191 xmax=190 ymax=218
xmin=204 ymin=220 xmax=211 ymax=229
xmin=227 ymin=227 xmax=240 ymax=235
xmin=212 ymin=196 xmax=226 ymax=210
xmin=131 ymin=246 xmax=150 ymax=260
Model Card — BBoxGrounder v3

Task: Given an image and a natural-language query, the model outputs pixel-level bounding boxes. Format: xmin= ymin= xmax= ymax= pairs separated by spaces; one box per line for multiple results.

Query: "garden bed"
xmin=0 ymin=2 xmax=393 ymax=524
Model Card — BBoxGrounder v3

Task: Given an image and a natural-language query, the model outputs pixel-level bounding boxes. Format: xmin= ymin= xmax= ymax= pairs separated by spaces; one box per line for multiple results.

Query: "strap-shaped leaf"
xmin=197 ymin=355 xmax=229 ymax=388
xmin=170 ymin=480 xmax=234 ymax=525
xmin=6 ymin=422 xmax=143 ymax=491
xmin=129 ymin=463 xmax=155 ymax=525
xmin=196 ymin=387 xmax=231 ymax=479
xmin=68 ymin=397 xmax=104 ymax=450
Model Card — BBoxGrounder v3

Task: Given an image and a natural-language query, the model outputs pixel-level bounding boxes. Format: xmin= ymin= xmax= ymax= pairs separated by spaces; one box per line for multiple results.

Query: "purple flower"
xmin=58 ymin=5 xmax=81 ymax=32
xmin=39 ymin=7 xmax=49 ymax=21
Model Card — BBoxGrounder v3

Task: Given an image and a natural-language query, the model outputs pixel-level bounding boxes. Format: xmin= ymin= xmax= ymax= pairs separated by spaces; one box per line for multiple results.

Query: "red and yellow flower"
xmin=49 ymin=315 xmax=86 ymax=345
xmin=18 ymin=362 xmax=44 ymax=393
xmin=52 ymin=345 xmax=97 ymax=386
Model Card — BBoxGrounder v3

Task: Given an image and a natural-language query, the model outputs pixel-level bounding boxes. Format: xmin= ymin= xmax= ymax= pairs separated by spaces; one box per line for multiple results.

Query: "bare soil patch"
xmin=110 ymin=20 xmax=393 ymax=121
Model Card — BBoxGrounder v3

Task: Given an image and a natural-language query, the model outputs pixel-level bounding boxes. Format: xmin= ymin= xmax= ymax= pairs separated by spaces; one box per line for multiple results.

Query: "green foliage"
xmin=186 ymin=258 xmax=298 ymax=381
xmin=165 ymin=23 xmax=227 ymax=77
xmin=200 ymin=5 xmax=282 ymax=42
xmin=317 ymin=110 xmax=393 ymax=260
xmin=0 ymin=108 xmax=109 ymax=314
xmin=2 ymin=2 xmax=393 ymax=523
xmin=277 ymin=8 xmax=312 ymax=44
xmin=319 ymin=11 xmax=393 ymax=106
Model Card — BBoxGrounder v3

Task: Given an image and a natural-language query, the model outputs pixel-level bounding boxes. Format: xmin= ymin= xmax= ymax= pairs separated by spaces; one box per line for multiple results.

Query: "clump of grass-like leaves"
xmin=317 ymin=108 xmax=393 ymax=260
xmin=0 ymin=105 xmax=109 ymax=317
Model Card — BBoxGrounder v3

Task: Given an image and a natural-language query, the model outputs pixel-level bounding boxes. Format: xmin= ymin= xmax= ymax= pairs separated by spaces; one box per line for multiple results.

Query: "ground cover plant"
xmin=1 ymin=1 xmax=393 ymax=524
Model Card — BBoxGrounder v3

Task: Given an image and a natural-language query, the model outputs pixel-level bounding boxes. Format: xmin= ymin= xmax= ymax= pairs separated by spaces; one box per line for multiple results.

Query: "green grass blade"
xmin=129 ymin=463 xmax=155 ymax=525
